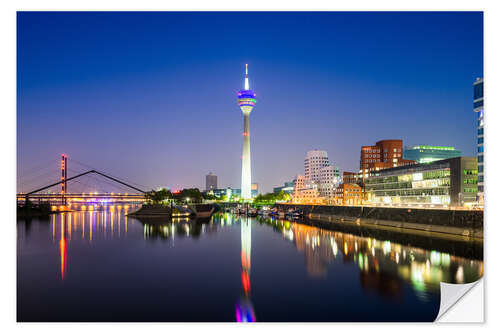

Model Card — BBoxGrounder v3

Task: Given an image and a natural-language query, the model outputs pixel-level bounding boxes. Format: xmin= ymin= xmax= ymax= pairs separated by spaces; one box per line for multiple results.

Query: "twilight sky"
xmin=17 ymin=11 xmax=483 ymax=193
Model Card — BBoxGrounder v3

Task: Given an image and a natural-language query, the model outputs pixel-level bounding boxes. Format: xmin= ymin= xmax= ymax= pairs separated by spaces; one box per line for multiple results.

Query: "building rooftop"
xmin=407 ymin=145 xmax=458 ymax=151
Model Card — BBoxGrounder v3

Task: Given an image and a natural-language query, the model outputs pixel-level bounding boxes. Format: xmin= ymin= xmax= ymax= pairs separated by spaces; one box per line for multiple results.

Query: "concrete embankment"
xmin=276 ymin=204 xmax=483 ymax=240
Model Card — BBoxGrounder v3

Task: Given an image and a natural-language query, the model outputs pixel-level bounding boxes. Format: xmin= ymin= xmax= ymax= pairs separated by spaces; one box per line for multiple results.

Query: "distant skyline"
xmin=17 ymin=12 xmax=483 ymax=193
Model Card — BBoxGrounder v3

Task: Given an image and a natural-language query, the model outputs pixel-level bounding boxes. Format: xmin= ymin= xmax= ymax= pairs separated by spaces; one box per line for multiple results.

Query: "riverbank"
xmin=276 ymin=204 xmax=483 ymax=240
xmin=17 ymin=204 xmax=54 ymax=218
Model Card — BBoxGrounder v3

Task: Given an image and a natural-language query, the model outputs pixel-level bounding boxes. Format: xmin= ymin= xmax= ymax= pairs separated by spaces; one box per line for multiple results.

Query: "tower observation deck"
xmin=237 ymin=64 xmax=257 ymax=200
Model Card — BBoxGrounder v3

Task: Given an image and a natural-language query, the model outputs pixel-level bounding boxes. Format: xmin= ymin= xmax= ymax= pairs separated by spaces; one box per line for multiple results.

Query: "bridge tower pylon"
xmin=61 ymin=154 xmax=67 ymax=204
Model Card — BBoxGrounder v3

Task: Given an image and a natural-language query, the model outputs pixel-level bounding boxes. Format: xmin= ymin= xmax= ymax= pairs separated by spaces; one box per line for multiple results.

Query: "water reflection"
xmin=17 ymin=211 xmax=483 ymax=322
xmin=29 ymin=212 xmax=484 ymax=294
xmin=236 ymin=216 xmax=256 ymax=322
xmin=59 ymin=215 xmax=67 ymax=280
xmin=45 ymin=206 xmax=135 ymax=280
xmin=137 ymin=213 xmax=482 ymax=310
xmin=49 ymin=207 xmax=133 ymax=241
xmin=255 ymin=216 xmax=483 ymax=297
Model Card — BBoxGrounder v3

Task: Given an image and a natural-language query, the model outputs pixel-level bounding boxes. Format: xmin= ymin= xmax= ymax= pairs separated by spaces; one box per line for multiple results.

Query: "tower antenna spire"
xmin=244 ymin=64 xmax=249 ymax=90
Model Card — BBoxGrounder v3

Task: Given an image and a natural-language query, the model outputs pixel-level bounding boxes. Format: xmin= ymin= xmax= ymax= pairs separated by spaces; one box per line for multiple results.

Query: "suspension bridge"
xmin=17 ymin=154 xmax=152 ymax=206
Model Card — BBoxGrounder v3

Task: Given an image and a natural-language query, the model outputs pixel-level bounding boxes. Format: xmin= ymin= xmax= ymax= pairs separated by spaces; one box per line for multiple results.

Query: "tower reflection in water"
xmin=236 ymin=216 xmax=256 ymax=322
xmin=47 ymin=211 xmax=482 ymax=312
xmin=140 ymin=213 xmax=257 ymax=322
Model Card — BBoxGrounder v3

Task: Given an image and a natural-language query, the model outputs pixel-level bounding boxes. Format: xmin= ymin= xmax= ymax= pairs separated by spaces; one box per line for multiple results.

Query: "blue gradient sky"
xmin=17 ymin=12 xmax=483 ymax=193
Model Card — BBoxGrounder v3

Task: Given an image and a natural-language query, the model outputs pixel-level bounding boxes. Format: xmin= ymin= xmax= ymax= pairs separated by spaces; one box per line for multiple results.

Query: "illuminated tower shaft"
xmin=241 ymin=114 xmax=251 ymax=199
xmin=237 ymin=64 xmax=257 ymax=200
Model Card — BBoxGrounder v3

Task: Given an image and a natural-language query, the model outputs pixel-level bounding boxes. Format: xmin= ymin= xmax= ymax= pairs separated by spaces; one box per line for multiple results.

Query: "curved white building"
xmin=304 ymin=150 xmax=329 ymax=182
xmin=303 ymin=150 xmax=340 ymax=198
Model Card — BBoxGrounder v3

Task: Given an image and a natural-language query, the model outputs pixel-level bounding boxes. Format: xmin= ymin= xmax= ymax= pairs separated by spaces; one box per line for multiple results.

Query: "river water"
xmin=17 ymin=208 xmax=483 ymax=322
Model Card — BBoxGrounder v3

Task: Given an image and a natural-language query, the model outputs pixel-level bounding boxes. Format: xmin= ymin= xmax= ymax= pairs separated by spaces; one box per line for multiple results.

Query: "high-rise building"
xmin=237 ymin=64 xmax=257 ymax=200
xmin=474 ymin=78 xmax=484 ymax=202
xmin=303 ymin=150 xmax=340 ymax=198
xmin=205 ymin=172 xmax=217 ymax=191
xmin=304 ymin=150 xmax=330 ymax=182
xmin=403 ymin=145 xmax=461 ymax=164
xmin=360 ymin=140 xmax=415 ymax=179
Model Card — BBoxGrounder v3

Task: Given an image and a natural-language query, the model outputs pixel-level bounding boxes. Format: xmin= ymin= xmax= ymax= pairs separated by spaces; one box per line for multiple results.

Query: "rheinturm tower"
xmin=237 ymin=64 xmax=257 ymax=200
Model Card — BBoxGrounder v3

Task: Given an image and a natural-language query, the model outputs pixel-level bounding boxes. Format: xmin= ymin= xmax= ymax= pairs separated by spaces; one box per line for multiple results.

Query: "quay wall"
xmin=276 ymin=204 xmax=483 ymax=239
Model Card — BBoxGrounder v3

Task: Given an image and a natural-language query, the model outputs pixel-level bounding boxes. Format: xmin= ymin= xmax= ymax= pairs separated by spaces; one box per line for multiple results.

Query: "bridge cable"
xmin=70 ymin=168 xmax=147 ymax=194
xmin=81 ymin=171 xmax=139 ymax=194
xmin=70 ymin=158 xmax=150 ymax=190
xmin=18 ymin=168 xmax=61 ymax=189
xmin=67 ymin=167 xmax=131 ymax=193
xmin=18 ymin=157 xmax=60 ymax=176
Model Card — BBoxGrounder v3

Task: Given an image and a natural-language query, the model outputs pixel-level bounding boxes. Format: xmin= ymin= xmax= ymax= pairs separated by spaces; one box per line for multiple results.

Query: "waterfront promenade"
xmin=276 ymin=203 xmax=483 ymax=240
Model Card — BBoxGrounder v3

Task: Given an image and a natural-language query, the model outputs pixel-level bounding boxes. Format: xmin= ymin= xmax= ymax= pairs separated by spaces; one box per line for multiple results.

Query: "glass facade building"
xmin=206 ymin=187 xmax=258 ymax=200
xmin=365 ymin=157 xmax=478 ymax=207
xmin=403 ymin=145 xmax=461 ymax=164
xmin=273 ymin=181 xmax=295 ymax=195
xmin=474 ymin=78 xmax=484 ymax=201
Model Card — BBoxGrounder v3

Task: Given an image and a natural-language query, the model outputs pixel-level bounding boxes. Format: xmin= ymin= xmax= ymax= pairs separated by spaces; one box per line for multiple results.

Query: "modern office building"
xmin=205 ymin=186 xmax=258 ymax=200
xmin=230 ymin=187 xmax=258 ymax=199
xmin=364 ymin=157 xmax=478 ymax=207
xmin=205 ymin=172 xmax=218 ymax=191
xmin=273 ymin=181 xmax=295 ymax=195
xmin=237 ymin=64 xmax=257 ymax=200
xmin=360 ymin=140 xmax=415 ymax=179
xmin=474 ymin=78 xmax=484 ymax=203
xmin=404 ymin=145 xmax=461 ymax=164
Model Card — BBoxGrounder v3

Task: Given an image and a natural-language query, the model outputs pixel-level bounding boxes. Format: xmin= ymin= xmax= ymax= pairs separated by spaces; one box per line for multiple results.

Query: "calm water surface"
xmin=17 ymin=208 xmax=483 ymax=322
